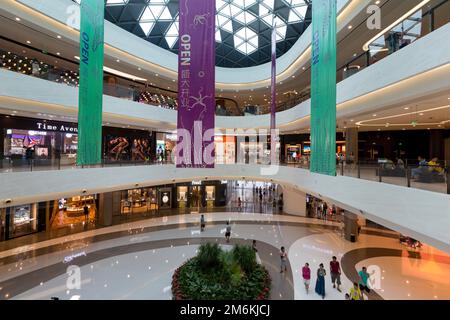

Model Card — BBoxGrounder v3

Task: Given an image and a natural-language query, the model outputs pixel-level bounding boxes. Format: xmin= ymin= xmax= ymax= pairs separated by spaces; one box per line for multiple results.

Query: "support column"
xmin=345 ymin=127 xmax=358 ymax=163
xmin=343 ymin=211 xmax=359 ymax=242
xmin=98 ymin=192 xmax=121 ymax=227
xmin=282 ymin=187 xmax=307 ymax=216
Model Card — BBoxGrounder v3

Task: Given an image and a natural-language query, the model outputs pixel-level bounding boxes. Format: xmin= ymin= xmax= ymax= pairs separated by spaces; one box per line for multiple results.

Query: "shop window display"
xmin=8 ymin=204 xmax=38 ymax=238
xmin=121 ymin=188 xmax=157 ymax=214
xmin=51 ymin=195 xmax=97 ymax=229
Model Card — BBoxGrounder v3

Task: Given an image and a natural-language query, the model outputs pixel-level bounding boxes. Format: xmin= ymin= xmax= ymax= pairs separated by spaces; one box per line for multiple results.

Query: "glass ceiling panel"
xmin=100 ymin=0 xmax=311 ymax=67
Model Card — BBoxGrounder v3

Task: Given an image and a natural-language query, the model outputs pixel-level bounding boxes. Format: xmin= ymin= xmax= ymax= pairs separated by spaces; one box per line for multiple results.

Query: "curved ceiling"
xmin=99 ymin=0 xmax=312 ymax=68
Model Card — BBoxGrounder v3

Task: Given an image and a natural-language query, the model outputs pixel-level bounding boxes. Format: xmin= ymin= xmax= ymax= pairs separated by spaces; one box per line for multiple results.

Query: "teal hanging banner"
xmin=310 ymin=0 xmax=337 ymax=176
xmin=77 ymin=0 xmax=105 ymax=166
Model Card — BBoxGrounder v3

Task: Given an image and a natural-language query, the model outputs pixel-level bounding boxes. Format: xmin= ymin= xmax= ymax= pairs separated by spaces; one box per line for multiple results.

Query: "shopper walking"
xmin=237 ymin=197 xmax=242 ymax=211
xmin=330 ymin=256 xmax=342 ymax=292
xmin=358 ymin=266 xmax=372 ymax=299
xmin=302 ymin=263 xmax=311 ymax=294
xmin=349 ymin=282 xmax=363 ymax=300
xmin=315 ymin=263 xmax=326 ymax=299
xmin=200 ymin=214 xmax=205 ymax=232
xmin=252 ymin=240 xmax=258 ymax=252
xmin=83 ymin=204 xmax=89 ymax=223
xmin=279 ymin=246 xmax=288 ymax=273
xmin=225 ymin=221 xmax=231 ymax=243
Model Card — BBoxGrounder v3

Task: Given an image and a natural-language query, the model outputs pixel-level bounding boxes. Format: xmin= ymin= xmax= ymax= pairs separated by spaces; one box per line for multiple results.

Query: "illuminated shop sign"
xmin=63 ymin=251 xmax=87 ymax=263
xmin=192 ymin=180 xmax=202 ymax=185
xmin=36 ymin=122 xmax=78 ymax=133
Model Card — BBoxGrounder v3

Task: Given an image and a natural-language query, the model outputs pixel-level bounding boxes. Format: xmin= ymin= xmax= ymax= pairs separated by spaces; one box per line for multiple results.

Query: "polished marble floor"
xmin=0 ymin=211 xmax=449 ymax=300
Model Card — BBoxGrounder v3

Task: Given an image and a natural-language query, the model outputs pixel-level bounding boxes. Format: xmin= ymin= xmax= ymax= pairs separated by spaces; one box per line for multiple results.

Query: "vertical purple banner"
xmin=177 ymin=0 xmax=216 ymax=168
xmin=270 ymin=25 xmax=276 ymax=162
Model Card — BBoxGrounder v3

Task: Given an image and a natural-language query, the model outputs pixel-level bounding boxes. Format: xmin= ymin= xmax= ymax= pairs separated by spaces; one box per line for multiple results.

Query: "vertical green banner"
xmin=310 ymin=0 xmax=337 ymax=176
xmin=77 ymin=0 xmax=105 ymax=166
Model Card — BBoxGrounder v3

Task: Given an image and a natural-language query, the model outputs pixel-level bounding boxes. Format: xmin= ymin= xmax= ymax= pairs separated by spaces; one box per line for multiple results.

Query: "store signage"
xmin=77 ymin=0 xmax=105 ymax=165
xmin=36 ymin=122 xmax=78 ymax=133
xmin=177 ymin=0 xmax=216 ymax=168
xmin=63 ymin=251 xmax=87 ymax=263
xmin=192 ymin=180 xmax=202 ymax=185
xmin=310 ymin=0 xmax=337 ymax=176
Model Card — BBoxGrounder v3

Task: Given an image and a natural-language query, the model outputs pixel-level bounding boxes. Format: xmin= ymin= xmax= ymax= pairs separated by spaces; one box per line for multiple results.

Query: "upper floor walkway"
xmin=0 ymin=163 xmax=449 ymax=253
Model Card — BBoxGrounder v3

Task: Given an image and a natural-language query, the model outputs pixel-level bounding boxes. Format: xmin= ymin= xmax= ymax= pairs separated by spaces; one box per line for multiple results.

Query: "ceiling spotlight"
xmin=15 ymin=17 xmax=21 ymax=21
xmin=348 ymin=25 xmax=353 ymax=29
xmin=404 ymin=107 xmax=409 ymax=110
xmin=372 ymin=114 xmax=377 ymax=117
xmin=419 ymin=113 xmax=424 ymax=116
xmin=56 ymin=52 xmax=60 ymax=56
xmin=26 ymin=40 xmax=31 ymax=44
xmin=116 ymin=59 xmax=120 ymax=63
xmin=57 ymin=35 xmax=62 ymax=39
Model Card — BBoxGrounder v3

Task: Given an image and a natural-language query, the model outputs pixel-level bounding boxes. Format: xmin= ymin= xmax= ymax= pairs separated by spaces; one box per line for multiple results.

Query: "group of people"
xmin=199 ymin=215 xmax=374 ymax=300
xmin=299 ymin=256 xmax=343 ymax=299
xmin=411 ymin=156 xmax=445 ymax=179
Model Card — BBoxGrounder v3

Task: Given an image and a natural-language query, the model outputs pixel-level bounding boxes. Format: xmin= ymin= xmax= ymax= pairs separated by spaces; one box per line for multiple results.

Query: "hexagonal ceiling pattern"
xmin=75 ymin=0 xmax=312 ymax=68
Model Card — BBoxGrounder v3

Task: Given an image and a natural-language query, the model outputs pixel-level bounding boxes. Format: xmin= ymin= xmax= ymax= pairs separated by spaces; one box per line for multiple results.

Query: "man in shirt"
xmin=330 ymin=256 xmax=342 ymax=292
xmin=358 ymin=266 xmax=372 ymax=299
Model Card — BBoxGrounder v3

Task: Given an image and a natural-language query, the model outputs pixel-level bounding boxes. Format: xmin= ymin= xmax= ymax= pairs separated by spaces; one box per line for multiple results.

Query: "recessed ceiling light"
xmin=56 ymin=52 xmax=60 ymax=56
xmin=375 ymin=1 xmax=381 ymax=4
xmin=155 ymin=74 xmax=159 ymax=76
xmin=373 ymin=114 xmax=377 ymax=117
xmin=57 ymin=35 xmax=62 ymax=39
xmin=15 ymin=17 xmax=21 ymax=21
xmin=138 ymin=67 xmax=141 ymax=71
xmin=172 ymin=79 xmax=175 ymax=82
xmin=350 ymin=119 xmax=354 ymax=122
xmin=427 ymin=128 xmax=431 ymax=130
xmin=116 ymin=59 xmax=120 ymax=63
xmin=348 ymin=25 xmax=353 ymax=29
xmin=353 ymin=53 xmax=357 ymax=57
xmin=402 ymin=128 xmax=406 ymax=130
xmin=26 ymin=40 xmax=31 ymax=44
xmin=419 ymin=113 xmax=424 ymax=116
xmin=404 ymin=107 xmax=409 ymax=110
xmin=377 ymin=129 xmax=381 ymax=131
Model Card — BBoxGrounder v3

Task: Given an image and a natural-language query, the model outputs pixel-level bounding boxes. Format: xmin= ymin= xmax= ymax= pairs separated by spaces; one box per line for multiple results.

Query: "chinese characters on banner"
xmin=177 ymin=0 xmax=216 ymax=168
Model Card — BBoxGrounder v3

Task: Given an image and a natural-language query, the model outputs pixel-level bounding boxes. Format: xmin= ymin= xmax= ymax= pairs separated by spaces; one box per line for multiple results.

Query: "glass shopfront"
xmin=120 ymin=187 xmax=157 ymax=214
xmin=285 ymin=144 xmax=301 ymax=163
xmin=1 ymin=117 xmax=79 ymax=165
xmin=8 ymin=204 xmax=38 ymax=238
xmin=215 ymin=135 xmax=236 ymax=164
xmin=52 ymin=195 xmax=97 ymax=229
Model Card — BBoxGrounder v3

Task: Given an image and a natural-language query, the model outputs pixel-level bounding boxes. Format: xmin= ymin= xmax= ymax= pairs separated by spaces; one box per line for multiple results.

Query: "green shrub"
xmin=173 ymin=243 xmax=271 ymax=300
xmin=232 ymin=244 xmax=257 ymax=273
xmin=196 ymin=243 xmax=222 ymax=272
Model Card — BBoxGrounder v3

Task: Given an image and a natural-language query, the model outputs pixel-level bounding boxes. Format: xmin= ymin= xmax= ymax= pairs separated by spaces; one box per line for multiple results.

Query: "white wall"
xmin=282 ymin=186 xmax=307 ymax=217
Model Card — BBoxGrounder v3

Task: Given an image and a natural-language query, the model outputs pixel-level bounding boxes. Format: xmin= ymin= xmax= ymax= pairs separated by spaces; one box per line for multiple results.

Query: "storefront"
xmin=285 ymin=144 xmax=301 ymax=163
xmin=154 ymin=132 xmax=176 ymax=162
xmin=175 ymin=180 xmax=227 ymax=208
xmin=52 ymin=195 xmax=98 ymax=229
xmin=103 ymin=127 xmax=155 ymax=162
xmin=0 ymin=202 xmax=47 ymax=240
xmin=119 ymin=187 xmax=157 ymax=214
xmin=1 ymin=116 xmax=79 ymax=164
xmin=215 ymin=135 xmax=236 ymax=164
